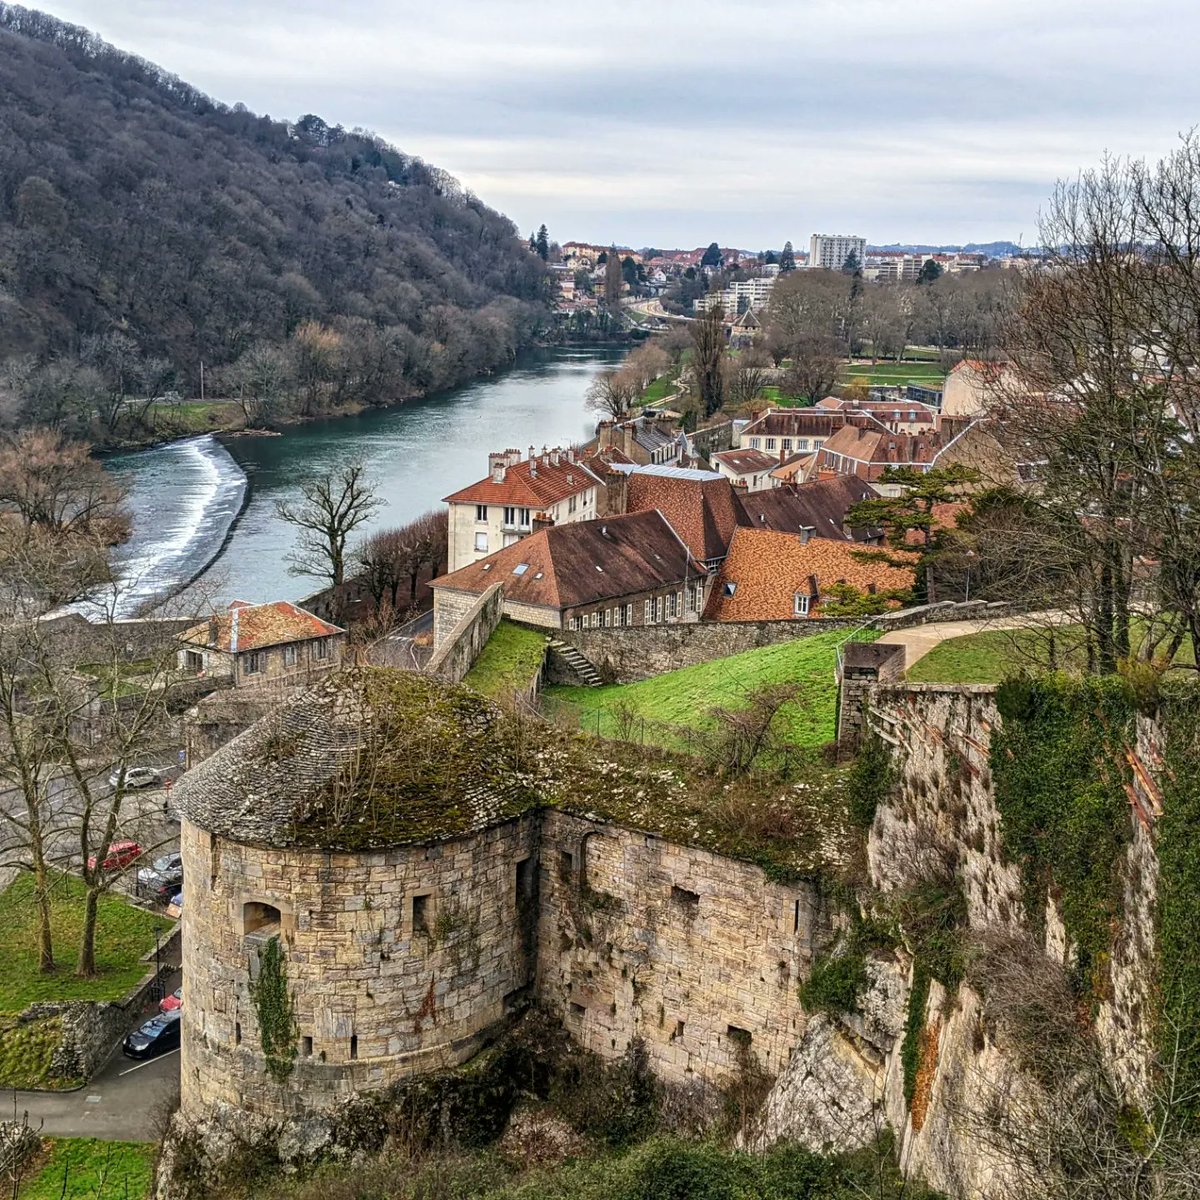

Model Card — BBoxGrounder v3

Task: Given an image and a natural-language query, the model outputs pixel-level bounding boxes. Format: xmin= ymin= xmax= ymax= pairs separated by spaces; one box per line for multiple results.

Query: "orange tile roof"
xmin=180 ymin=602 xmax=343 ymax=653
xmin=705 ymin=529 xmax=915 ymax=621
xmin=625 ymin=472 xmax=746 ymax=562
xmin=443 ymin=453 xmax=601 ymax=508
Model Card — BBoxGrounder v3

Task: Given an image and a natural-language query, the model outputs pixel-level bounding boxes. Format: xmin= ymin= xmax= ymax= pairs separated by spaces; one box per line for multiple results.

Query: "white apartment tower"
xmin=809 ymin=233 xmax=867 ymax=271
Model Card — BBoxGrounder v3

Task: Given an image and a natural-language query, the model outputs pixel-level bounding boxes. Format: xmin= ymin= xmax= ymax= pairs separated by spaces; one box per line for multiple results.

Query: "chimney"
xmin=229 ymin=606 xmax=240 ymax=654
xmin=550 ymin=449 xmax=560 ymax=466
xmin=598 ymin=423 xmax=614 ymax=450
xmin=800 ymin=526 xmax=814 ymax=545
xmin=507 ymin=448 xmax=521 ymax=467
xmin=528 ymin=444 xmax=535 ymax=462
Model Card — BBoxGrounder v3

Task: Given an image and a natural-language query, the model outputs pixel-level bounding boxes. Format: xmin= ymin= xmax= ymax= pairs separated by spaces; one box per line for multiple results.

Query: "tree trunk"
xmin=35 ymin=858 xmax=54 ymax=974
xmin=76 ymin=886 xmax=100 ymax=978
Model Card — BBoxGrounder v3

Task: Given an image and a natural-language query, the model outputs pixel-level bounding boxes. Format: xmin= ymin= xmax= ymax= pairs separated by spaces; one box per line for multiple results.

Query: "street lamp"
xmin=153 ymin=923 xmax=163 ymax=1002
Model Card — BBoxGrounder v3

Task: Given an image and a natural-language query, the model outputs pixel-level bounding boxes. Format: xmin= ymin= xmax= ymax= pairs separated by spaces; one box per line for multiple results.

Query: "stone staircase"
xmin=547 ymin=638 xmax=603 ymax=687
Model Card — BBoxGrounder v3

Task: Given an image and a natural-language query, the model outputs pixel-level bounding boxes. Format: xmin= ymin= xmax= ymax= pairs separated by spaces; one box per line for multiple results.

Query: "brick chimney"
xmin=488 ymin=452 xmax=507 ymax=483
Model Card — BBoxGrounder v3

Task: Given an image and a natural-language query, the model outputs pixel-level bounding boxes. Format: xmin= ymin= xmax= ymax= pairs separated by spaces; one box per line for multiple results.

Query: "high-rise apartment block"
xmin=809 ymin=233 xmax=866 ymax=271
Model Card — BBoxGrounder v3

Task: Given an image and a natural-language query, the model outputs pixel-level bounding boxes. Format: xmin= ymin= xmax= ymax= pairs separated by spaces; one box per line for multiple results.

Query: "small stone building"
xmin=172 ymin=667 xmax=832 ymax=1126
xmin=177 ymin=600 xmax=345 ymax=690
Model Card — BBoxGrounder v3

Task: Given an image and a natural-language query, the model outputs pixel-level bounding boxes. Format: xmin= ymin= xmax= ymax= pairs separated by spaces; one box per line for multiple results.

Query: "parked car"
xmin=86 ymin=840 xmax=143 ymax=873
xmin=167 ymin=891 xmax=183 ymax=918
xmin=122 ymin=1009 xmax=181 ymax=1059
xmin=109 ymin=765 xmax=162 ymax=790
xmin=159 ymin=986 xmax=183 ymax=1014
xmin=137 ymin=853 xmax=183 ymax=902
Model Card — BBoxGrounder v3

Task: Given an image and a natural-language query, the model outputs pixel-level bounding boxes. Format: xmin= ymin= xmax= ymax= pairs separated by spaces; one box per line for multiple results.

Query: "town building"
xmin=710 ymin=448 xmax=777 ymax=492
xmin=738 ymin=409 xmax=845 ymax=458
xmin=705 ymin=528 xmax=915 ymax=621
xmin=177 ymin=601 xmax=345 ymax=689
xmin=815 ymin=396 xmax=940 ymax=434
xmin=942 ymin=359 xmax=1004 ymax=417
xmin=693 ymin=276 xmax=776 ymax=315
xmin=443 ymin=447 xmax=607 ymax=573
xmin=596 ymin=416 xmax=687 ymax=467
xmin=737 ymin=476 xmax=881 ymax=542
xmin=620 ymin=463 xmax=747 ymax=567
xmin=808 ymin=233 xmax=866 ymax=271
xmin=429 ymin=509 xmax=710 ymax=637
xmin=814 ymin=418 xmax=947 ymax=484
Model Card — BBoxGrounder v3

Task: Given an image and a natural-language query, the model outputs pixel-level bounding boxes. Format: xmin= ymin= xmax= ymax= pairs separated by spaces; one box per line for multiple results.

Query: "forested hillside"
xmin=0 ymin=5 xmax=550 ymax=433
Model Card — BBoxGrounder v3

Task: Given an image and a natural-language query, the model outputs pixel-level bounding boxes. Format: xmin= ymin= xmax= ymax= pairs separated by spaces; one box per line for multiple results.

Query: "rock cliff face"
xmin=753 ymin=683 xmax=1165 ymax=1200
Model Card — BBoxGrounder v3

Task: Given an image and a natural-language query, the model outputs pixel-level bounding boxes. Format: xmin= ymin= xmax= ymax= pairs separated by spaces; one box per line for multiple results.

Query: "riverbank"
xmin=102 ymin=347 xmax=624 ymax=609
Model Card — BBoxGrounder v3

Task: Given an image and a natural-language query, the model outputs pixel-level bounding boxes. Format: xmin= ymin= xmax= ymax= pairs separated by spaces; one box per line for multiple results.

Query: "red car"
xmin=159 ymin=987 xmax=183 ymax=1014
xmin=87 ymin=840 xmax=143 ymax=873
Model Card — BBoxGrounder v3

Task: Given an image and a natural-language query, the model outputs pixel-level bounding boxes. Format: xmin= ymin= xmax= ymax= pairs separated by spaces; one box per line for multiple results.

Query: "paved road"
xmin=8 ymin=976 xmax=181 ymax=1140
xmin=878 ymin=610 xmax=1068 ymax=671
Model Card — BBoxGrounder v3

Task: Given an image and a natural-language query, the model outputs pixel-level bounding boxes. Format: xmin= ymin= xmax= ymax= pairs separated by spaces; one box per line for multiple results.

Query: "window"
xmin=503 ymin=506 xmax=516 ymax=526
xmin=244 ymin=651 xmax=263 ymax=675
xmin=558 ymin=850 xmax=574 ymax=882
xmin=243 ymin=901 xmax=281 ymax=936
xmin=643 ymin=598 xmax=651 ymax=623
xmin=302 ymin=1035 xmax=313 ymax=1057
xmin=283 ymin=644 xmax=297 ymax=667
xmin=516 ymin=857 xmax=535 ymax=905
xmin=474 ymin=532 xmax=488 ymax=553
xmin=750 ymin=437 xmax=761 ymax=449
xmin=793 ymin=593 xmax=810 ymax=616
xmin=688 ymin=583 xmax=702 ymax=612
xmin=568 ymin=494 xmax=577 ymax=514
xmin=349 ymin=1035 xmax=358 ymax=1060
xmin=668 ymin=591 xmax=680 ymax=618
xmin=512 ymin=563 xmax=529 ymax=576
xmin=766 ymin=437 xmax=777 ymax=450
xmin=651 ymin=596 xmax=661 ymax=623
xmin=570 ymin=615 xmax=582 ymax=631
xmin=797 ymin=438 xmax=809 ymax=450
xmin=235 ymin=1022 xmax=242 ymax=1045
xmin=782 ymin=438 xmax=793 ymax=451
xmin=475 ymin=504 xmax=488 ymax=522
xmin=623 ymin=603 xmax=633 ymax=626
xmin=519 ymin=507 xmax=531 ymax=528
xmin=723 ymin=582 xmax=737 ymax=597
xmin=312 ymin=639 xmax=328 ymax=662
xmin=813 ymin=439 xmax=823 ymax=450
xmin=184 ymin=650 xmax=203 ymax=671
xmin=412 ymin=893 xmax=431 ymax=935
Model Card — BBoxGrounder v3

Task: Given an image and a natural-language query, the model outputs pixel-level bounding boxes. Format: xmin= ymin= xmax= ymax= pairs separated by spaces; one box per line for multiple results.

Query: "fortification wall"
xmin=553 ymin=618 xmax=859 ymax=683
xmin=179 ymin=814 xmax=540 ymax=1117
xmin=428 ymin=583 xmax=504 ymax=682
xmin=536 ymin=811 xmax=832 ymax=1086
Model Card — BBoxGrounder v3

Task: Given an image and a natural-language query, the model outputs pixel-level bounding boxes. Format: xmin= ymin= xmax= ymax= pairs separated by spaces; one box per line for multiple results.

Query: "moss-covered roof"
xmin=176 ymin=666 xmax=855 ymax=878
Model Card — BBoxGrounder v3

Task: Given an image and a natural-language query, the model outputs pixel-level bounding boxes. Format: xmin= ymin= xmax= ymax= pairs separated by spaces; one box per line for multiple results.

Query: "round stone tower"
xmin=172 ymin=668 xmax=542 ymax=1120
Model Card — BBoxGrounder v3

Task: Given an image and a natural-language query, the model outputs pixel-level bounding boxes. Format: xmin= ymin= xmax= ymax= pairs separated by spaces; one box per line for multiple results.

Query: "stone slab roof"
xmin=739 ymin=477 xmax=880 ymax=542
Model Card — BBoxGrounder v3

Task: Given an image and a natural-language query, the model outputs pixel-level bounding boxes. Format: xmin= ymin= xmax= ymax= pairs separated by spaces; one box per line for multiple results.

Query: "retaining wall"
xmin=427 ymin=583 xmax=504 ymax=683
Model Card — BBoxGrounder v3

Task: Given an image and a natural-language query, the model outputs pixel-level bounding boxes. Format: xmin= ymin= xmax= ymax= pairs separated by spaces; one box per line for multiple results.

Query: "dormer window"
xmin=723 ymin=582 xmax=737 ymax=597
xmin=793 ymin=593 xmax=811 ymax=616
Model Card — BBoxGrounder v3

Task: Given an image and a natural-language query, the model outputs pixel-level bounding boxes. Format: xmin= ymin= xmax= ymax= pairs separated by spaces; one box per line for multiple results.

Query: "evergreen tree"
xmin=535 ymin=224 xmax=550 ymax=261
xmin=918 ymin=258 xmax=943 ymax=284
xmin=764 ymin=250 xmax=778 ymax=265
xmin=842 ymin=249 xmax=862 ymax=276
xmin=701 ymin=241 xmax=723 ymax=268
xmin=528 ymin=232 xmax=537 ymax=254
xmin=597 ymin=250 xmax=608 ymax=265
xmin=779 ymin=241 xmax=796 ymax=273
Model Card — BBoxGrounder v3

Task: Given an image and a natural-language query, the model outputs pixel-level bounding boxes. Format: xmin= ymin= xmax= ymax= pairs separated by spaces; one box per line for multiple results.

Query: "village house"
xmin=942 ymin=359 xmax=1005 ymax=417
xmin=738 ymin=476 xmax=882 ymax=542
xmin=429 ymin=510 xmax=710 ymax=639
xmin=705 ymin=528 xmax=915 ymax=621
xmin=597 ymin=415 xmax=688 ymax=467
xmin=443 ymin=447 xmax=608 ymax=573
xmin=710 ymin=447 xmax=777 ymax=492
xmin=815 ymin=395 xmax=940 ymax=434
xmin=814 ymin=416 xmax=948 ymax=487
xmin=738 ymin=409 xmax=844 ymax=459
xmin=177 ymin=600 xmax=345 ymax=688
xmin=619 ymin=463 xmax=747 ymax=568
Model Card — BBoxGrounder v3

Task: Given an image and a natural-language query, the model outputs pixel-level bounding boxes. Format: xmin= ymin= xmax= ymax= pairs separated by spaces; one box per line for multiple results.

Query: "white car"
xmin=109 ymin=766 xmax=162 ymax=790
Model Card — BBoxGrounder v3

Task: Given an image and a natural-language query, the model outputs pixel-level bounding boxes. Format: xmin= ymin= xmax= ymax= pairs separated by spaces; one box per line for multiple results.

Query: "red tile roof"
xmin=625 ymin=472 xmax=746 ymax=562
xmin=180 ymin=602 xmax=343 ymax=653
xmin=443 ymin=452 xmax=601 ymax=508
xmin=429 ymin=511 xmax=706 ymax=610
xmin=705 ymin=530 xmax=915 ymax=621
xmin=711 ymin=448 xmax=778 ymax=475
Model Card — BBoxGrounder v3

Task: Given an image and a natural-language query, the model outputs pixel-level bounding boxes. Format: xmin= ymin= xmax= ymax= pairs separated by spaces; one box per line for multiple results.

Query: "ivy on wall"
xmin=991 ymin=674 xmax=1135 ymax=1004
xmin=251 ymin=935 xmax=297 ymax=1083
xmin=847 ymin=732 xmax=896 ymax=829
xmin=1156 ymin=681 xmax=1200 ymax=1124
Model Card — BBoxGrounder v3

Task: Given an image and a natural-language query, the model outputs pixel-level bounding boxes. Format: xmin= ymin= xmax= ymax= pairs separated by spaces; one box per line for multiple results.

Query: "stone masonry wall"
xmin=428 ymin=583 xmax=504 ymax=681
xmin=536 ymin=811 xmax=833 ymax=1086
xmin=554 ymin=618 xmax=860 ymax=683
xmin=179 ymin=814 xmax=540 ymax=1118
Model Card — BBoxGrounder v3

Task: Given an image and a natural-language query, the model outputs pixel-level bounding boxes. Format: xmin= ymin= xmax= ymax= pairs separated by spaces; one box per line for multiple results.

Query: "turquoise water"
xmin=106 ymin=346 xmax=622 ymax=609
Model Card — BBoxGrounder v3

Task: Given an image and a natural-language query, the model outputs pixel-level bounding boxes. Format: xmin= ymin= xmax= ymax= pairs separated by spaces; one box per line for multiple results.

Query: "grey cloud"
xmin=41 ymin=0 xmax=1200 ymax=245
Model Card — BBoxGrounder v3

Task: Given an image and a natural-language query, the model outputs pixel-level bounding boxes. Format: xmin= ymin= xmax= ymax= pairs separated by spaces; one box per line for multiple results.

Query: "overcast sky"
xmin=41 ymin=0 xmax=1200 ymax=249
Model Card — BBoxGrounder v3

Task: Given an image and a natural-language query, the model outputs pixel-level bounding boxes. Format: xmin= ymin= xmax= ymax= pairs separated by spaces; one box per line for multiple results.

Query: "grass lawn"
xmin=839 ymin=362 xmax=946 ymax=388
xmin=157 ymin=399 xmax=243 ymax=434
xmin=544 ymin=629 xmax=878 ymax=755
xmin=0 ymin=1013 xmax=71 ymax=1089
xmin=0 ymin=872 xmax=164 ymax=1011
xmin=463 ymin=621 xmax=547 ymax=700
xmin=18 ymin=1138 xmax=156 ymax=1200
xmin=640 ymin=375 xmax=677 ymax=405
xmin=759 ymin=385 xmax=808 ymax=407
xmin=907 ymin=623 xmax=1196 ymax=684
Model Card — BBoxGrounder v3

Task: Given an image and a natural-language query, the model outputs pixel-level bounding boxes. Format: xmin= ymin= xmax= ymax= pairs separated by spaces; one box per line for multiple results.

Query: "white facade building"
xmin=809 ymin=234 xmax=867 ymax=271
xmin=693 ymin=275 xmax=777 ymax=314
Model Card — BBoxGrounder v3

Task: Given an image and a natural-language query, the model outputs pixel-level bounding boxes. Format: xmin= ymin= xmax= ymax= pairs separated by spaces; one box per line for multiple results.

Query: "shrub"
xmin=799 ymin=948 xmax=869 ymax=1017
xmin=846 ymin=733 xmax=894 ymax=828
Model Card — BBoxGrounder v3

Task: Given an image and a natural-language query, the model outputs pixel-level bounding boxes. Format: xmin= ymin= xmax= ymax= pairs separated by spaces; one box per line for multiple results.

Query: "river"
xmin=104 ymin=346 xmax=624 ymax=614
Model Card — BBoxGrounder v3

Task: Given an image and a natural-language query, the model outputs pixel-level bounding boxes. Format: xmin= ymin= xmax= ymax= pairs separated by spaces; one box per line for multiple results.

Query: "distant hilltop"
xmin=871 ymin=240 xmax=1025 ymax=257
